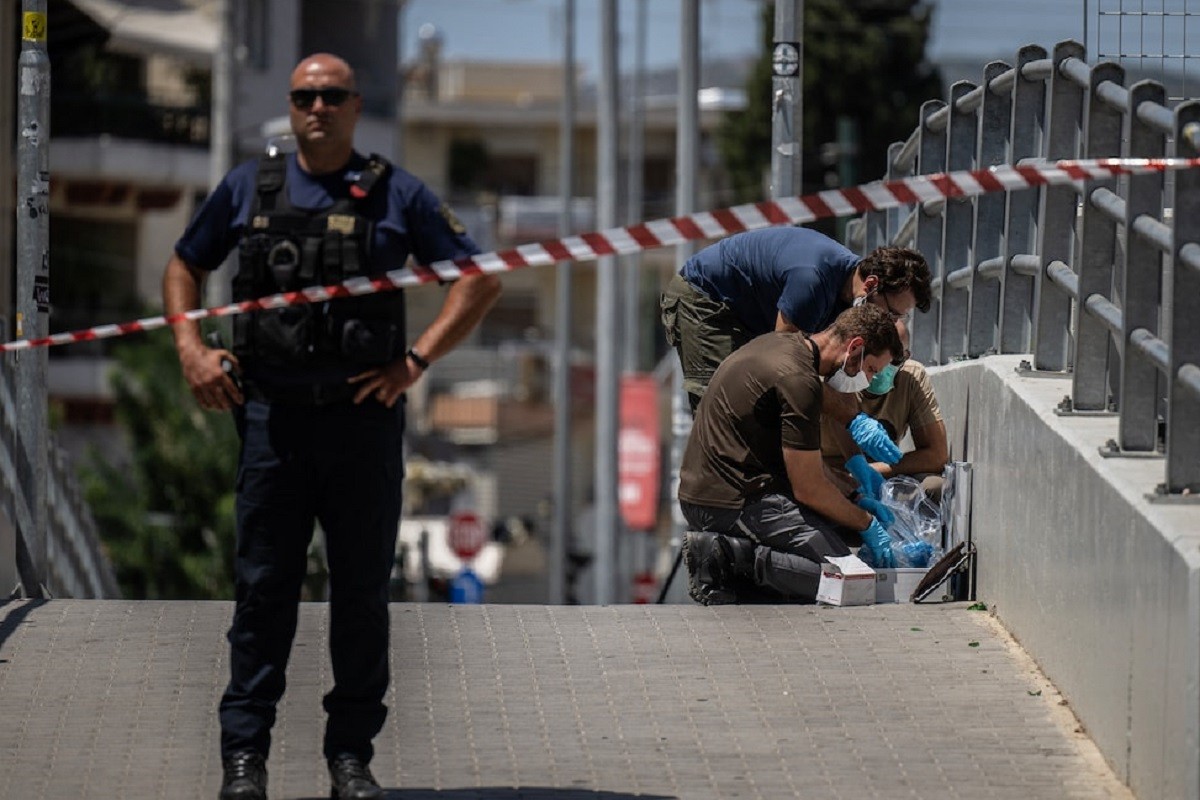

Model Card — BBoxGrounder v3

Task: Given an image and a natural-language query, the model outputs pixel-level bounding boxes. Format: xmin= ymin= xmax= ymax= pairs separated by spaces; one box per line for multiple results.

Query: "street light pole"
xmin=14 ymin=0 xmax=51 ymax=597
xmin=594 ymin=0 xmax=620 ymax=604
xmin=550 ymin=0 xmax=576 ymax=606
xmin=771 ymin=0 xmax=803 ymax=199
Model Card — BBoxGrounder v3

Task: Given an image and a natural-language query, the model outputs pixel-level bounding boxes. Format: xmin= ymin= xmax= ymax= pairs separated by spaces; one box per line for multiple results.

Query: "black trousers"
xmin=220 ymin=398 xmax=403 ymax=763
xmin=680 ymin=493 xmax=852 ymax=601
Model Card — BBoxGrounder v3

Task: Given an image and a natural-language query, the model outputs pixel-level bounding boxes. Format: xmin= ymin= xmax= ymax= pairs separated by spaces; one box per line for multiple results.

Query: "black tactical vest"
xmin=232 ymin=153 xmax=406 ymax=379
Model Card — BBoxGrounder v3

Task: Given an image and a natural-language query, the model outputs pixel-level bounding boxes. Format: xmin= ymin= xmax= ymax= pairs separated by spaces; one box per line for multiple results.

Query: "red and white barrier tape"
xmin=4 ymin=156 xmax=1198 ymax=353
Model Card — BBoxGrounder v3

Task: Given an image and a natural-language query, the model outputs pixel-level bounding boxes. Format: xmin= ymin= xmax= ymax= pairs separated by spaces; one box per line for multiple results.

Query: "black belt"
xmin=243 ymin=380 xmax=356 ymax=406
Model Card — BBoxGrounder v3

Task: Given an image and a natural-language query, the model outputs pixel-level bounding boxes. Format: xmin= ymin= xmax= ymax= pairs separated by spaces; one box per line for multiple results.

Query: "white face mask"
xmin=826 ymin=348 xmax=870 ymax=393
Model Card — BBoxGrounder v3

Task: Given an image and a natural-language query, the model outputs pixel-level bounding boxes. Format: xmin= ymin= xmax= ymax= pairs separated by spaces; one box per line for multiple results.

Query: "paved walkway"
xmin=0 ymin=600 xmax=1130 ymax=800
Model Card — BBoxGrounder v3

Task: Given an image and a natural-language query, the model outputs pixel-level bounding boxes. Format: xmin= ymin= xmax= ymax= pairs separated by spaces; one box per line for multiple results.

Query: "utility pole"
xmin=206 ymin=0 xmax=237 ymax=308
xmin=622 ymin=0 xmax=646 ymax=373
xmin=550 ymin=0 xmax=576 ymax=606
xmin=14 ymin=0 xmax=50 ymax=597
xmin=662 ymin=0 xmax=700 ymax=604
xmin=594 ymin=0 xmax=619 ymax=604
xmin=771 ymin=0 xmax=803 ymax=198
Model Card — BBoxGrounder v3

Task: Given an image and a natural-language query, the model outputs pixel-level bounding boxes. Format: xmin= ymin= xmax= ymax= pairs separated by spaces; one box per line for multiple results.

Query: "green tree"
xmin=718 ymin=0 xmax=943 ymax=204
xmin=82 ymin=330 xmax=239 ymax=599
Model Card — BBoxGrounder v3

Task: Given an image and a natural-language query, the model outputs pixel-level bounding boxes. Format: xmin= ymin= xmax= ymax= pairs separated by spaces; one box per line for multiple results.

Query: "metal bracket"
xmin=1053 ymin=394 xmax=1118 ymax=417
xmin=1145 ymin=484 xmax=1200 ymax=505
xmin=1014 ymin=359 xmax=1072 ymax=379
xmin=1097 ymin=439 xmax=1163 ymax=459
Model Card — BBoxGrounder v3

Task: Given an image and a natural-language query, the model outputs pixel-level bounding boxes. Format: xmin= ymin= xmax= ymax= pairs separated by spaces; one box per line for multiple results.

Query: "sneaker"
xmin=219 ymin=750 xmax=267 ymax=800
xmin=682 ymin=531 xmax=737 ymax=605
xmin=328 ymin=753 xmax=383 ymax=800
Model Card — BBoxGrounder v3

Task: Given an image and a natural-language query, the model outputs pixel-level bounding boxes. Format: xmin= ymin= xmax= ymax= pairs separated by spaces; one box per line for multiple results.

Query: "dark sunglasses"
xmin=288 ymin=87 xmax=358 ymax=110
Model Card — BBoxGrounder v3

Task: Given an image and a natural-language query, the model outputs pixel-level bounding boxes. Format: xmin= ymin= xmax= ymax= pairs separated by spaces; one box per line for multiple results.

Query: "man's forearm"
xmin=162 ymin=256 xmax=206 ymax=354
xmin=409 ymin=273 xmax=501 ymax=362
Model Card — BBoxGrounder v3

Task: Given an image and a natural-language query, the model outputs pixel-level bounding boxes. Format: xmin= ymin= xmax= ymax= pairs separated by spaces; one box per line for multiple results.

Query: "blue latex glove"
xmin=847 ymin=413 xmax=903 ymax=465
xmin=859 ymin=517 xmax=896 ymax=568
xmin=855 ymin=496 xmax=895 ymax=529
xmin=845 ymin=454 xmax=884 ymax=500
xmin=900 ymin=540 xmax=935 ymax=568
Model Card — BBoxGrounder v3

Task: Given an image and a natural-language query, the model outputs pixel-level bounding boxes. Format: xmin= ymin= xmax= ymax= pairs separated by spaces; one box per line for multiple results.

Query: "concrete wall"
xmin=928 ymin=355 xmax=1200 ymax=800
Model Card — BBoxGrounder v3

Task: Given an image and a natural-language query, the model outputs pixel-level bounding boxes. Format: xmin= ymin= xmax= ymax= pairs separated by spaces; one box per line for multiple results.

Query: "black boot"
xmin=682 ymin=531 xmax=738 ymax=605
xmin=710 ymin=534 xmax=787 ymax=604
xmin=329 ymin=753 xmax=383 ymax=800
xmin=219 ymin=750 xmax=267 ymax=800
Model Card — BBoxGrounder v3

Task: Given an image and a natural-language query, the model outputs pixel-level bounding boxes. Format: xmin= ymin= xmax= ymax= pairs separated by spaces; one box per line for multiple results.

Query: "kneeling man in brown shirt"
xmin=677 ymin=303 xmax=903 ymax=605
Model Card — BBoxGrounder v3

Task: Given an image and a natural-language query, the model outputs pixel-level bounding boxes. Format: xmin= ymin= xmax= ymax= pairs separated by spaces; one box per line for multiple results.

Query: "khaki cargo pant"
xmin=659 ymin=273 xmax=754 ymax=413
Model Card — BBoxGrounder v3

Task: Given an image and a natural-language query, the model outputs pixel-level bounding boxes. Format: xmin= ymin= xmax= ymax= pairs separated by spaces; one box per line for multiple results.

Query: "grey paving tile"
xmin=0 ymin=600 xmax=1131 ymax=800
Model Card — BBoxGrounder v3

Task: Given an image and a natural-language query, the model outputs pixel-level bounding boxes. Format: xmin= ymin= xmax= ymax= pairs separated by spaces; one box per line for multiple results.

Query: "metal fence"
xmin=0 ymin=349 xmax=120 ymax=599
xmin=848 ymin=39 xmax=1199 ymax=500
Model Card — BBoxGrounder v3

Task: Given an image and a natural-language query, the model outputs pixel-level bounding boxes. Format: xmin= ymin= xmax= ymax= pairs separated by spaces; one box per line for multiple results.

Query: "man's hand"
xmin=859 ymin=517 xmax=895 ymax=568
xmin=845 ymin=454 xmax=884 ymax=499
xmin=348 ymin=357 xmax=421 ymax=408
xmin=847 ymin=412 xmax=903 ymax=465
xmin=180 ymin=344 xmax=243 ymax=411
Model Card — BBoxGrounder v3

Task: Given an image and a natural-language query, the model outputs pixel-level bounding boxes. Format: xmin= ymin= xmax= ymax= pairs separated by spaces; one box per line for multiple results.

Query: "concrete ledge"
xmin=928 ymin=355 xmax=1200 ymax=800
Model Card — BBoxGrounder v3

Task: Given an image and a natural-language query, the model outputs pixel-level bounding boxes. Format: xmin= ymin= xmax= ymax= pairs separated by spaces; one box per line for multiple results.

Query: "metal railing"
xmin=0 ymin=344 xmax=120 ymax=598
xmin=848 ymin=39 xmax=1200 ymax=500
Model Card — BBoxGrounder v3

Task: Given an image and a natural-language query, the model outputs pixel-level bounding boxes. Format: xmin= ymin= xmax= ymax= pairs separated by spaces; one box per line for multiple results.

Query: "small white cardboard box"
xmin=874 ymin=567 xmax=931 ymax=603
xmin=816 ymin=555 xmax=877 ymax=606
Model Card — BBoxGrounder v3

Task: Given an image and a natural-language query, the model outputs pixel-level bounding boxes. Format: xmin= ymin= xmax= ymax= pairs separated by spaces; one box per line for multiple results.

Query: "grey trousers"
xmin=680 ymin=494 xmax=852 ymax=602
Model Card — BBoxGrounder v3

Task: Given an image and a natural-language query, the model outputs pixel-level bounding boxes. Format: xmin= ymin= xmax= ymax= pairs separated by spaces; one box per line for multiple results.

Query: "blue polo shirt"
xmin=176 ymin=151 xmax=479 ymax=275
xmin=680 ymin=227 xmax=861 ymax=335
xmin=175 ymin=151 xmax=480 ymax=389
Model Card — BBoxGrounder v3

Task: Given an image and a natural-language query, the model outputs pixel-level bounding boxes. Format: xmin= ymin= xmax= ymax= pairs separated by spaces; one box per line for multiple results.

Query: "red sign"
xmin=631 ymin=570 xmax=657 ymax=604
xmin=448 ymin=510 xmax=487 ymax=560
xmin=618 ymin=374 xmax=661 ymax=531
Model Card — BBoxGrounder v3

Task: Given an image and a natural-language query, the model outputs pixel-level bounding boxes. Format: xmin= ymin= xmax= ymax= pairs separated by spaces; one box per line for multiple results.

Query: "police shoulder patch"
xmin=439 ymin=203 xmax=467 ymax=235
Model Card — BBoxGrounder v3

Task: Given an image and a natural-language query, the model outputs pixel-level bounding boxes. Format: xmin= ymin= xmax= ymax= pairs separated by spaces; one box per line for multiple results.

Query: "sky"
xmin=399 ymin=0 xmax=1090 ymax=77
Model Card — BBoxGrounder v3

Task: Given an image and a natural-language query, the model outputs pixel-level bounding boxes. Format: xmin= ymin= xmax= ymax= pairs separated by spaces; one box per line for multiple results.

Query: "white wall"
xmin=928 ymin=355 xmax=1200 ymax=800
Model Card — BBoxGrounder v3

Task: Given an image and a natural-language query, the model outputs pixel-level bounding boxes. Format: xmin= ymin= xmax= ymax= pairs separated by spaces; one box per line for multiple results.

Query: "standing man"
xmin=677 ymin=304 xmax=904 ymax=605
xmin=163 ymin=54 xmax=501 ymax=800
xmin=659 ymin=226 xmax=930 ymax=462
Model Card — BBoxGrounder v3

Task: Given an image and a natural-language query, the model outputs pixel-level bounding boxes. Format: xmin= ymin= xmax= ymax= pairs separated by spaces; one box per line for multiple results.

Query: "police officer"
xmin=163 ymin=54 xmax=501 ymax=800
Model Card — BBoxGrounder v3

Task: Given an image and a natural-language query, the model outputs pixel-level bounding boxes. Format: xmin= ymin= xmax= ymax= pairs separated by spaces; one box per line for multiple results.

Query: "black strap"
xmin=255 ymin=154 xmax=287 ymax=212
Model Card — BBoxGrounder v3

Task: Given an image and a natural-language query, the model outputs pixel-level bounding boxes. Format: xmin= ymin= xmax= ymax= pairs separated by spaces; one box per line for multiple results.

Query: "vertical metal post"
xmin=939 ymin=81 xmax=978 ymax=362
xmin=1119 ymin=79 xmax=1166 ymax=452
xmin=206 ymin=0 xmax=237 ymax=308
xmin=1073 ymin=62 xmax=1124 ymax=411
xmin=622 ymin=0 xmax=646 ymax=373
xmin=593 ymin=0 xmax=619 ymax=605
xmin=999 ymin=45 xmax=1049 ymax=354
xmin=1032 ymin=41 xmax=1086 ymax=372
xmin=665 ymin=0 xmax=700 ymax=604
xmin=770 ymin=0 xmax=803 ymax=198
xmin=1167 ymin=102 xmax=1200 ymax=494
xmin=911 ymin=100 xmax=947 ymax=365
xmin=968 ymin=62 xmax=1013 ymax=357
xmin=550 ymin=0 xmax=575 ymax=606
xmin=863 ymin=139 xmax=891 ymax=251
xmin=0 ymin=5 xmax=14 ymax=329
xmin=880 ymin=141 xmax=904 ymax=247
xmin=14 ymin=0 xmax=50 ymax=598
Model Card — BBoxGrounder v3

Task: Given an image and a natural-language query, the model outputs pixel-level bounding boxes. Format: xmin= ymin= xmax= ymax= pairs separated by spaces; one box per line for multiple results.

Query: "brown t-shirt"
xmin=679 ymin=331 xmax=823 ymax=509
xmin=820 ymin=359 xmax=943 ymax=467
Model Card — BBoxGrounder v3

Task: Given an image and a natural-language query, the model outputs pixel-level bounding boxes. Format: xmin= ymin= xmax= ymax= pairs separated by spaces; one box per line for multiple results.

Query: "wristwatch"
xmin=406 ymin=347 xmax=431 ymax=371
